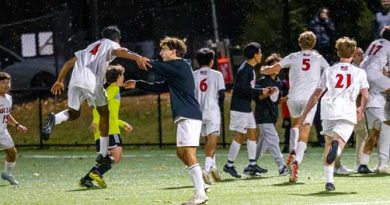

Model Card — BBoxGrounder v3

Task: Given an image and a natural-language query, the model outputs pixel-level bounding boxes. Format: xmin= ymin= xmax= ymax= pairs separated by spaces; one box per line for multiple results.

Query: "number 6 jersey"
xmin=318 ymin=63 xmax=369 ymax=124
xmin=193 ymin=67 xmax=225 ymax=123
xmin=279 ymin=50 xmax=329 ymax=101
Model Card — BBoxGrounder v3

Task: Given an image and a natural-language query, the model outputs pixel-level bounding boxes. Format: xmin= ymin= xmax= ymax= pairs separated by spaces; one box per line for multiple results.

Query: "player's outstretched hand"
xmin=51 ymin=81 xmax=65 ymax=95
xmin=123 ymin=123 xmax=133 ymax=133
xmin=16 ymin=124 xmax=27 ymax=133
xmin=262 ymin=87 xmax=272 ymax=96
xmin=136 ymin=56 xmax=151 ymax=71
xmin=89 ymin=122 xmax=97 ymax=133
xmin=123 ymin=80 xmax=136 ymax=89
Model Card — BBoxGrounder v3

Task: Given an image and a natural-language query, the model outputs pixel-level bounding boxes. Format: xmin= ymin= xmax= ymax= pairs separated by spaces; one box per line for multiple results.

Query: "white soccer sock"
xmin=247 ymin=140 xmax=257 ymax=165
xmin=99 ymin=136 xmax=109 ymax=157
xmin=204 ymin=157 xmax=213 ymax=173
xmin=324 ymin=165 xmax=334 ymax=183
xmin=227 ymin=140 xmax=241 ymax=167
xmin=360 ymin=153 xmax=370 ymax=165
xmin=289 ymin=127 xmax=299 ymax=152
xmin=378 ymin=123 xmax=390 ymax=165
xmin=55 ymin=110 xmax=69 ymax=125
xmin=4 ymin=161 xmax=15 ymax=175
xmin=295 ymin=141 xmax=307 ymax=165
xmin=188 ymin=164 xmax=206 ymax=195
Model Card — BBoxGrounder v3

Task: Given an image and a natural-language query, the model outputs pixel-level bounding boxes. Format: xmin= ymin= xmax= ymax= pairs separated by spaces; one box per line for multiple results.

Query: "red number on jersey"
xmin=89 ymin=43 xmax=101 ymax=55
xmin=368 ymin=45 xmax=383 ymax=55
xmin=200 ymin=78 xmax=208 ymax=92
xmin=335 ymin=73 xmax=352 ymax=88
xmin=302 ymin=59 xmax=310 ymax=71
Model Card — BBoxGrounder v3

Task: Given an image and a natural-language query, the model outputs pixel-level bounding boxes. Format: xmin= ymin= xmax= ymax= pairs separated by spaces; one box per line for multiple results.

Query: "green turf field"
xmin=0 ymin=147 xmax=389 ymax=205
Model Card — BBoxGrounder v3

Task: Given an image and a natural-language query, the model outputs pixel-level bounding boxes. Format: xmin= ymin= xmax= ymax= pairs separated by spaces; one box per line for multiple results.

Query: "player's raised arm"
xmin=112 ymin=48 xmax=151 ymax=70
xmin=51 ymin=56 xmax=77 ymax=95
xmin=261 ymin=63 xmax=281 ymax=75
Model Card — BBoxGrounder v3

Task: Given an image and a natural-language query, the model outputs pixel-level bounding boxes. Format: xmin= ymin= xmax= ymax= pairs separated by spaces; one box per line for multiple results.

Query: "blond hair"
xmin=335 ymin=37 xmax=357 ymax=58
xmin=160 ymin=36 xmax=187 ymax=57
xmin=299 ymin=31 xmax=317 ymax=49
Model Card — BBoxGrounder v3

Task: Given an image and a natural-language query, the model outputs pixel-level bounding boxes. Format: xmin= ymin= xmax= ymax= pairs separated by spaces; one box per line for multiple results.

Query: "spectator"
xmin=374 ymin=0 xmax=390 ymax=38
xmin=309 ymin=7 xmax=335 ymax=63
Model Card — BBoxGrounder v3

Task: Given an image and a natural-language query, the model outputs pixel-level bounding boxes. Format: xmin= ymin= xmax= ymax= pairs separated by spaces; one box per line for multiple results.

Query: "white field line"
xmin=321 ymin=201 xmax=389 ymax=205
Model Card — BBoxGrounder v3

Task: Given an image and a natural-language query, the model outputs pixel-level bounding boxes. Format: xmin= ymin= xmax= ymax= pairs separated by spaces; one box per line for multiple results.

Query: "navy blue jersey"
xmin=230 ymin=62 xmax=263 ymax=112
xmin=254 ymin=75 xmax=282 ymax=124
xmin=136 ymin=59 xmax=202 ymax=121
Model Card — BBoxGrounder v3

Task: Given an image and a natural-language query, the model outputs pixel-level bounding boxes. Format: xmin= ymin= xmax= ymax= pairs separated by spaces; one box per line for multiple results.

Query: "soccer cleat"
xmin=374 ymin=165 xmax=389 ymax=174
xmin=1 ymin=172 xmax=18 ymax=185
xmin=357 ymin=165 xmax=373 ymax=174
xmin=79 ymin=177 xmax=98 ymax=188
xmin=325 ymin=182 xmax=335 ymax=191
xmin=210 ymin=167 xmax=222 ymax=182
xmin=181 ymin=192 xmax=208 ymax=205
xmin=41 ymin=112 xmax=55 ymax=141
xmin=88 ymin=170 xmax=106 ymax=188
xmin=95 ymin=153 xmax=114 ymax=165
xmin=253 ymin=164 xmax=268 ymax=174
xmin=223 ymin=164 xmax=241 ymax=178
xmin=286 ymin=151 xmax=296 ymax=172
xmin=326 ymin=140 xmax=339 ymax=164
xmin=204 ymin=183 xmax=211 ymax=194
xmin=202 ymin=169 xmax=212 ymax=185
xmin=243 ymin=165 xmax=262 ymax=177
xmin=334 ymin=165 xmax=353 ymax=175
xmin=279 ymin=165 xmax=289 ymax=176
xmin=289 ymin=161 xmax=298 ymax=182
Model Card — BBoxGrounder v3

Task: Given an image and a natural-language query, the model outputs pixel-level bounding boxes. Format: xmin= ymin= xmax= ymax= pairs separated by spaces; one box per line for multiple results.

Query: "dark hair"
xmin=195 ymin=48 xmax=215 ymax=67
xmin=0 ymin=72 xmax=11 ymax=81
xmin=101 ymin=25 xmax=121 ymax=41
xmin=382 ymin=26 xmax=390 ymax=41
xmin=243 ymin=42 xmax=261 ymax=59
xmin=265 ymin=53 xmax=282 ymax=66
xmin=106 ymin=65 xmax=124 ymax=84
xmin=160 ymin=36 xmax=187 ymax=57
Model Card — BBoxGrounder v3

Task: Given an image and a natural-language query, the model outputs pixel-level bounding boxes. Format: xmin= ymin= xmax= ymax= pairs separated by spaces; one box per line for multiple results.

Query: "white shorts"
xmin=366 ymin=107 xmax=390 ymax=130
xmin=229 ymin=111 xmax=256 ymax=134
xmin=321 ymin=120 xmax=355 ymax=142
xmin=0 ymin=130 xmax=14 ymax=150
xmin=287 ymin=100 xmax=317 ymax=124
xmin=68 ymin=85 xmax=108 ymax=110
xmin=176 ymin=119 xmax=202 ymax=147
xmin=200 ymin=122 xmax=220 ymax=137
xmin=367 ymin=69 xmax=390 ymax=92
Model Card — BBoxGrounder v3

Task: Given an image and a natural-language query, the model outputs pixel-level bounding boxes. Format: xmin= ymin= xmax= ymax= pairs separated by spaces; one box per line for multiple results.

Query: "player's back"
xmin=70 ymin=39 xmax=120 ymax=91
xmin=193 ymin=67 xmax=225 ymax=122
xmin=280 ymin=50 xmax=329 ymax=101
xmin=320 ymin=63 xmax=368 ymax=123
xmin=361 ymin=39 xmax=390 ymax=73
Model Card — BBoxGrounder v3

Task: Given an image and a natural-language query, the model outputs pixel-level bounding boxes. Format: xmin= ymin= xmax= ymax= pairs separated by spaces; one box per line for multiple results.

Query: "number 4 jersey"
xmin=193 ymin=67 xmax=225 ymax=123
xmin=69 ymin=38 xmax=121 ymax=93
xmin=279 ymin=50 xmax=329 ymax=101
xmin=318 ymin=63 xmax=369 ymax=124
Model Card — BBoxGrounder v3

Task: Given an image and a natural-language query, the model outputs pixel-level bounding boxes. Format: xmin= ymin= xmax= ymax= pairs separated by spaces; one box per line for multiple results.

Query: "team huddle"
xmin=0 ymin=24 xmax=389 ymax=204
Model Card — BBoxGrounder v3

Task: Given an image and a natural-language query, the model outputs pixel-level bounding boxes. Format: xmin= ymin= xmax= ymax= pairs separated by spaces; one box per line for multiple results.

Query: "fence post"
xmin=157 ymin=94 xmax=162 ymax=149
xmin=38 ymin=90 xmax=43 ymax=149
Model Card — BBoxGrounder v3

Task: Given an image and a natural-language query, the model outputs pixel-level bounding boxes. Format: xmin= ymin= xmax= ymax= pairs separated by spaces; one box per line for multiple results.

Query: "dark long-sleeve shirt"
xmin=254 ymin=75 xmax=282 ymax=124
xmin=230 ymin=62 xmax=263 ymax=113
xmin=135 ymin=59 xmax=202 ymax=121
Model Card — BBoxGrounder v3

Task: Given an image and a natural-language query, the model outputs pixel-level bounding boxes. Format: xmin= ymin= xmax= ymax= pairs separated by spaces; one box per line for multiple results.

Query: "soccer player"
xmin=41 ymin=26 xmax=149 ymax=165
xmin=124 ymin=37 xmax=208 ymax=205
xmin=261 ymin=31 xmax=329 ymax=182
xmin=298 ymin=37 xmax=369 ymax=191
xmin=223 ymin=42 xmax=272 ymax=178
xmin=79 ymin=65 xmax=132 ymax=188
xmin=0 ymin=72 xmax=28 ymax=185
xmin=193 ymin=48 xmax=225 ymax=185
xmin=358 ymin=26 xmax=390 ymax=173
xmin=254 ymin=53 xmax=288 ymax=176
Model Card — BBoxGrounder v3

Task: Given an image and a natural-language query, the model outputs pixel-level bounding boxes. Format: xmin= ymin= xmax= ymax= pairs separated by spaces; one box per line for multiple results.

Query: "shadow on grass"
xmin=272 ymin=182 xmax=305 ymax=186
xmin=162 ymin=185 xmax=193 ymax=190
xmin=335 ymin=173 xmax=389 ymax=178
xmin=67 ymin=187 xmax=101 ymax=192
xmin=291 ymin=191 xmax=358 ymax=197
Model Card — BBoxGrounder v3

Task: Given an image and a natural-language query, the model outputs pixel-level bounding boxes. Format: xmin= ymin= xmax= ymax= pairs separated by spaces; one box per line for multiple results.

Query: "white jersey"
xmin=361 ymin=39 xmax=390 ymax=76
xmin=193 ymin=67 xmax=225 ymax=123
xmin=0 ymin=94 xmax=12 ymax=133
xmin=69 ymin=38 xmax=121 ymax=92
xmin=279 ymin=50 xmax=329 ymax=101
xmin=318 ymin=63 xmax=369 ymax=124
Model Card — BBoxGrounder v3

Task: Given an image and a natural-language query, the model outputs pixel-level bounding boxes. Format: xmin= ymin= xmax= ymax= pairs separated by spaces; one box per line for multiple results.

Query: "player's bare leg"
xmin=358 ymin=128 xmax=379 ymax=173
xmin=41 ymin=108 xmax=80 ymax=141
xmin=323 ymin=134 xmax=347 ymax=191
xmin=2 ymin=146 xmax=18 ymax=185
xmin=203 ymin=134 xmax=220 ymax=184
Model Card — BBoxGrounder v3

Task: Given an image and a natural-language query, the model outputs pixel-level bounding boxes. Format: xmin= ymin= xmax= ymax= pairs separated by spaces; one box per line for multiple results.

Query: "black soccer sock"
xmin=96 ymin=162 xmax=112 ymax=176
